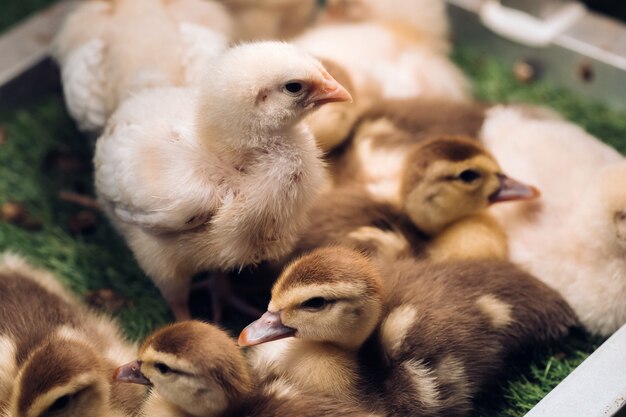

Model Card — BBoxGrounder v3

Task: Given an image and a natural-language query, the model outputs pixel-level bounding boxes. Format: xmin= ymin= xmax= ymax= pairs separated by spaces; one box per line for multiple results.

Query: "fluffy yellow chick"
xmin=114 ymin=321 xmax=379 ymax=417
xmin=482 ymin=105 xmax=626 ymax=336
xmin=54 ymin=0 xmax=233 ymax=132
xmin=0 ymin=253 xmax=145 ymax=417
xmin=94 ymin=42 xmax=352 ymax=321
xmin=218 ymin=0 xmax=319 ymax=41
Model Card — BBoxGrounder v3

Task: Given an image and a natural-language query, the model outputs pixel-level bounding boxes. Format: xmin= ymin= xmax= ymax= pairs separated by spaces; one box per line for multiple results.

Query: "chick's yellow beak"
xmin=113 ymin=360 xmax=152 ymax=386
xmin=305 ymin=70 xmax=353 ymax=108
xmin=489 ymin=174 xmax=540 ymax=204
xmin=238 ymin=311 xmax=296 ymax=347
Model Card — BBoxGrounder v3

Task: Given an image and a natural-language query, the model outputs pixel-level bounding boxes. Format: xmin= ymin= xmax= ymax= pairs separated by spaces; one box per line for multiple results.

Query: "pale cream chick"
xmin=483 ymin=107 xmax=626 ymax=335
xmin=218 ymin=0 xmax=318 ymax=41
xmin=114 ymin=321 xmax=379 ymax=417
xmin=54 ymin=0 xmax=233 ymax=132
xmin=239 ymin=248 xmax=576 ymax=416
xmin=0 ymin=254 xmax=145 ymax=417
xmin=293 ymin=0 xmax=470 ymax=151
xmin=95 ymin=42 xmax=352 ymax=321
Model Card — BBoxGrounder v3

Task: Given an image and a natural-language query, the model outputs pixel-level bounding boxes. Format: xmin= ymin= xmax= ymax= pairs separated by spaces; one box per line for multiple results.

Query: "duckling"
xmin=95 ymin=42 xmax=352 ymax=321
xmin=114 ymin=321 xmax=379 ymax=417
xmin=54 ymin=0 xmax=233 ymax=132
xmin=218 ymin=0 xmax=318 ymax=41
xmin=0 ymin=253 xmax=145 ymax=417
xmin=297 ymin=136 xmax=538 ymax=262
xmin=239 ymin=247 xmax=577 ymax=416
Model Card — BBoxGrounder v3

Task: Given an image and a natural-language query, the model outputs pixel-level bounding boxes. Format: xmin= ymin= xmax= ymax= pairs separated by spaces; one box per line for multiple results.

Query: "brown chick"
xmin=297 ymin=136 xmax=538 ymax=263
xmin=239 ymin=247 xmax=578 ymax=417
xmin=114 ymin=321 xmax=380 ymax=417
xmin=0 ymin=253 xmax=145 ymax=417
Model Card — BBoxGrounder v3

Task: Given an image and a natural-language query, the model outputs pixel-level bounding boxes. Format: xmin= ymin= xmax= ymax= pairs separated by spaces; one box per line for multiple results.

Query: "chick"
xmin=291 ymin=0 xmax=470 ymax=151
xmin=321 ymin=0 xmax=451 ymax=52
xmin=54 ymin=0 xmax=233 ymax=132
xmin=296 ymin=0 xmax=470 ymax=104
xmin=114 ymin=321 xmax=379 ymax=417
xmin=218 ymin=0 xmax=318 ymax=41
xmin=482 ymin=105 xmax=626 ymax=335
xmin=0 ymin=253 xmax=145 ymax=417
xmin=94 ymin=42 xmax=352 ymax=321
xmin=239 ymin=248 xmax=577 ymax=416
xmin=297 ymin=136 xmax=538 ymax=262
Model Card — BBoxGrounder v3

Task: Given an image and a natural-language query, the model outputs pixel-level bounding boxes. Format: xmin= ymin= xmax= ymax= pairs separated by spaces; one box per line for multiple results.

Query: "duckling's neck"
xmin=281 ymin=339 xmax=361 ymax=402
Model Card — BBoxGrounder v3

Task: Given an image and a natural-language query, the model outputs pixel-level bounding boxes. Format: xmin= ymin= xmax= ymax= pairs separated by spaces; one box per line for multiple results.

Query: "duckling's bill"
xmin=238 ymin=311 xmax=296 ymax=347
xmin=113 ymin=360 xmax=152 ymax=386
xmin=489 ymin=174 xmax=540 ymax=204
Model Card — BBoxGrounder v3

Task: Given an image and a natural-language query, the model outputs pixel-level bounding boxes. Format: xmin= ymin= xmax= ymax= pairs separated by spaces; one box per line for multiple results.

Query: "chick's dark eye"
xmin=458 ymin=169 xmax=481 ymax=183
xmin=284 ymin=82 xmax=303 ymax=94
xmin=154 ymin=362 xmax=172 ymax=375
xmin=47 ymin=394 xmax=71 ymax=414
xmin=301 ymin=297 xmax=328 ymax=310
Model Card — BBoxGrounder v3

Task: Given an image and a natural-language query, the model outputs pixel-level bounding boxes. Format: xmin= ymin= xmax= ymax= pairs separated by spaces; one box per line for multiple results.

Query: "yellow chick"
xmin=54 ymin=0 xmax=233 ymax=132
xmin=114 ymin=321 xmax=380 ymax=417
xmin=239 ymin=247 xmax=577 ymax=416
xmin=0 ymin=253 xmax=145 ymax=417
xmin=94 ymin=42 xmax=352 ymax=321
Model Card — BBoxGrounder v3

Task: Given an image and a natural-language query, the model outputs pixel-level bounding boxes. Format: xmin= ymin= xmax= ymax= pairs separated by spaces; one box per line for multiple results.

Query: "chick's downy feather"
xmin=54 ymin=0 xmax=232 ymax=132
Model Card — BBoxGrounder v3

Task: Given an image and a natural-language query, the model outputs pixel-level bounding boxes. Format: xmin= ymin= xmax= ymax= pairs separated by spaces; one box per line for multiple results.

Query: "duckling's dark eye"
xmin=301 ymin=297 xmax=328 ymax=310
xmin=458 ymin=169 xmax=482 ymax=183
xmin=47 ymin=394 xmax=71 ymax=414
xmin=283 ymin=82 xmax=304 ymax=95
xmin=154 ymin=362 xmax=172 ymax=375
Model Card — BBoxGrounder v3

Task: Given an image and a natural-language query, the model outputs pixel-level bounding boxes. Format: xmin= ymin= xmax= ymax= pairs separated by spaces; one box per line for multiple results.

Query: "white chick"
xmin=218 ymin=0 xmax=319 ymax=41
xmin=482 ymin=105 xmax=626 ymax=336
xmin=94 ymin=41 xmax=352 ymax=322
xmin=54 ymin=0 xmax=233 ymax=132
xmin=296 ymin=0 xmax=469 ymax=102
xmin=294 ymin=0 xmax=470 ymax=149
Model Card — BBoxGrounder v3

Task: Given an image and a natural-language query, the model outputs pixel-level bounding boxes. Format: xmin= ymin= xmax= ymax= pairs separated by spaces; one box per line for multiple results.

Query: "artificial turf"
xmin=1 ymin=3 xmax=625 ymax=417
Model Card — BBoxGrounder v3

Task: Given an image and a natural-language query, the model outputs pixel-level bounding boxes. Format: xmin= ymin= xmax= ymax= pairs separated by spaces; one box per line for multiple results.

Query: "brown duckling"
xmin=297 ymin=136 xmax=538 ymax=262
xmin=239 ymin=247 xmax=578 ymax=417
xmin=0 ymin=253 xmax=145 ymax=417
xmin=114 ymin=321 xmax=379 ymax=417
